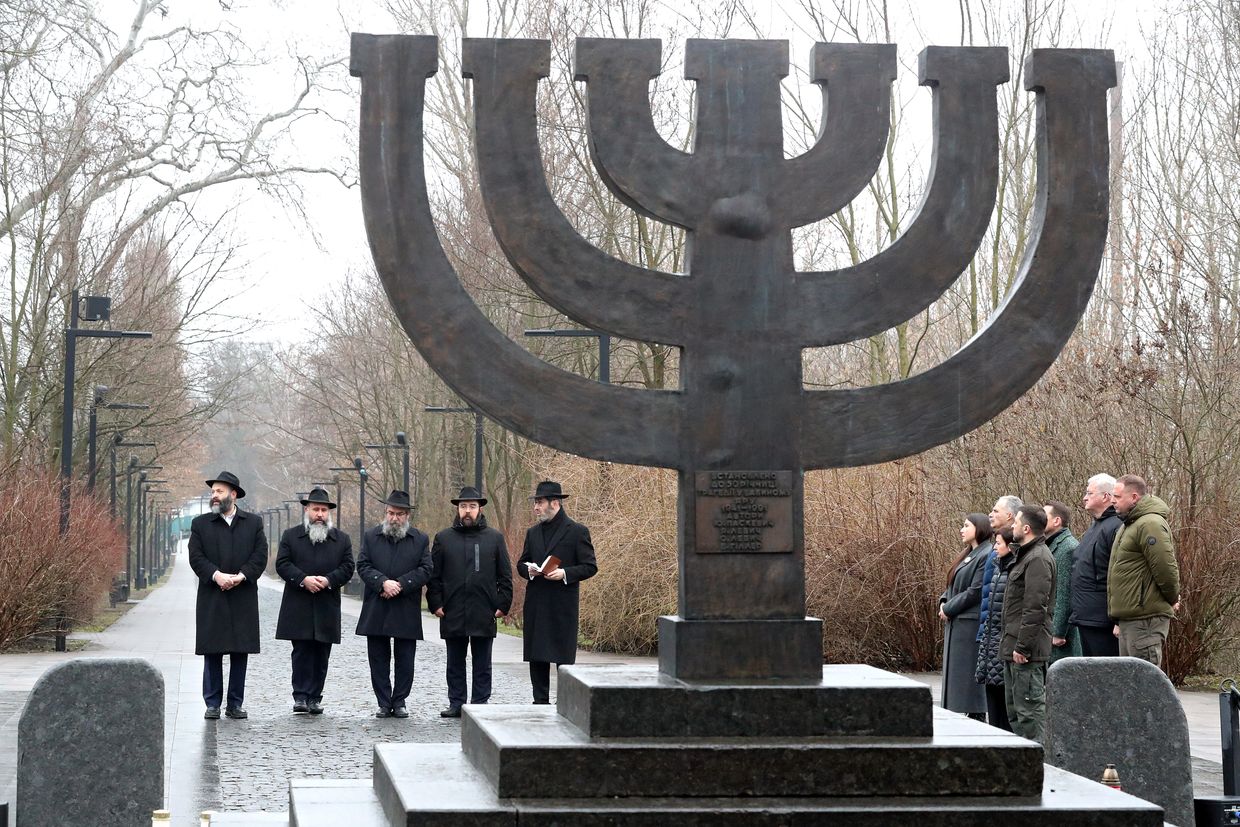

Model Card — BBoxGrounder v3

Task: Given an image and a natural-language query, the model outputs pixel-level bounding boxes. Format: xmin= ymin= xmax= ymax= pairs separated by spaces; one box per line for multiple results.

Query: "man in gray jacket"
xmin=1000 ymin=504 xmax=1056 ymax=743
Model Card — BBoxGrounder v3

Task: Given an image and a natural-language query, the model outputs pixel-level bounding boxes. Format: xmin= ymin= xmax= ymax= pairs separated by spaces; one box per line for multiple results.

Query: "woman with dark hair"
xmin=939 ymin=513 xmax=992 ymax=719
xmin=975 ymin=528 xmax=1016 ymax=731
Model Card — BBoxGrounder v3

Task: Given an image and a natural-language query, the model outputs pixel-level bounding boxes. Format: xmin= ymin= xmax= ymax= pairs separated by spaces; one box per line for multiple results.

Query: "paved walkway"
xmin=0 ymin=542 xmax=1231 ymax=824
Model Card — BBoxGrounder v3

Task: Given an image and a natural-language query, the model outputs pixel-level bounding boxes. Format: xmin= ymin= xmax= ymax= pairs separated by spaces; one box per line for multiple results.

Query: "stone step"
xmin=459 ymin=704 xmax=1043 ymax=799
xmin=371 ymin=742 xmax=1164 ymax=826
xmin=289 ymin=779 xmax=386 ymax=827
xmin=205 ymin=813 xmax=289 ymax=826
xmin=557 ymin=663 xmax=934 ymax=738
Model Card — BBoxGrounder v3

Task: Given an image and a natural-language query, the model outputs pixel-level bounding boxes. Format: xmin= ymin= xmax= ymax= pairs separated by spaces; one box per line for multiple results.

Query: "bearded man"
xmin=274 ymin=487 xmax=355 ymax=715
xmin=427 ymin=486 xmax=513 ymax=718
xmin=188 ymin=471 xmax=268 ymax=720
xmin=355 ymin=489 xmax=432 ymax=718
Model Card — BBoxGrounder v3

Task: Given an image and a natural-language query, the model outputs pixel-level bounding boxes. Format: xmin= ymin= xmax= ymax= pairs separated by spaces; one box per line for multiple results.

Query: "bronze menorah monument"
xmin=332 ymin=32 xmax=1164 ymax=825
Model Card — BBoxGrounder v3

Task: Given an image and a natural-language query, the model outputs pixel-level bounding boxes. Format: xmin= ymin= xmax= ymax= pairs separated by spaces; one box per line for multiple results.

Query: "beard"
xmin=536 ymin=508 xmax=555 ymax=524
xmin=304 ymin=515 xmax=333 ymax=544
xmin=210 ymin=494 xmax=234 ymax=515
xmin=382 ymin=518 xmax=409 ymax=540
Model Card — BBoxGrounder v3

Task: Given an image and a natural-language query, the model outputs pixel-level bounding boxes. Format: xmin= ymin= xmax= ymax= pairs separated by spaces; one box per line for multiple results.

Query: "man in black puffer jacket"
xmin=1070 ymin=473 xmax=1122 ymax=656
xmin=427 ymin=486 xmax=513 ymax=718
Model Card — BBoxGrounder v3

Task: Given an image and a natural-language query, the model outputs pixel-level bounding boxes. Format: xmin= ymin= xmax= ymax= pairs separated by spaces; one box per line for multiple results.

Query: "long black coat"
xmin=188 ymin=509 xmax=268 ymax=655
xmin=355 ymin=524 xmax=433 ymax=640
xmin=275 ymin=525 xmax=355 ymax=644
xmin=517 ymin=509 xmax=597 ymax=664
xmin=975 ymin=553 xmax=1011 ymax=687
xmin=1069 ymin=506 xmax=1122 ymax=627
xmin=940 ymin=540 xmax=989 ymax=714
xmin=427 ymin=516 xmax=512 ymax=639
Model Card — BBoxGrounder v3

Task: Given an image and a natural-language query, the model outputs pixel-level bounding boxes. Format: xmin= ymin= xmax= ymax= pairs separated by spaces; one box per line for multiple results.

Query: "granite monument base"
xmin=282 ymin=663 xmax=1164 ymax=826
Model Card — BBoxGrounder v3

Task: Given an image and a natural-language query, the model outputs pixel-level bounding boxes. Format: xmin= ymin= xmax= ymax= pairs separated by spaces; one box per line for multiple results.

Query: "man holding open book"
xmin=518 ymin=480 xmax=598 ymax=704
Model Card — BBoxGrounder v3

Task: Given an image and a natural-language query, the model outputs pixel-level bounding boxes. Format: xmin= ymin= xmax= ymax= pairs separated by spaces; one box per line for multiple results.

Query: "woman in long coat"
xmin=975 ymin=528 xmax=1015 ymax=731
xmin=939 ymin=513 xmax=992 ymax=718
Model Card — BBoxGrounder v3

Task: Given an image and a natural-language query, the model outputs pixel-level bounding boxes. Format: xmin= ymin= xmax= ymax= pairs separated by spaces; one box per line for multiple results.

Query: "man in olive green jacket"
xmin=1000 ymin=505 xmax=1056 ymax=743
xmin=1108 ymin=474 xmax=1179 ymax=667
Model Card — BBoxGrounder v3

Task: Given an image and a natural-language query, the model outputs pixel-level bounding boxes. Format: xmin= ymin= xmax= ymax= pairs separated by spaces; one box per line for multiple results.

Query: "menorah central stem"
xmin=658 ymin=228 xmax=824 ymax=681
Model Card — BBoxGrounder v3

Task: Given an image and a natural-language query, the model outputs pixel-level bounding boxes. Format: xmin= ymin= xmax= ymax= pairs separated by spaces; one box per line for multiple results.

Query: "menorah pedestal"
xmin=285 ymin=664 xmax=1165 ymax=826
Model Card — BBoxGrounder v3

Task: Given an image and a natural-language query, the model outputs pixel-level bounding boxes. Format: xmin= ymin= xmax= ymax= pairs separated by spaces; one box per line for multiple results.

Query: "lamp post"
xmin=86 ymin=386 xmax=148 ymax=492
xmin=145 ymin=492 xmax=170 ymax=582
xmin=425 ymin=406 xmax=483 ymax=491
xmin=364 ymin=431 xmax=411 ymax=495
xmin=125 ymin=461 xmax=161 ymax=592
xmin=523 ymin=327 xmax=612 ymax=384
xmin=110 ymin=435 xmax=154 ymax=519
xmin=58 ymin=291 xmax=152 ymax=534
xmin=328 ymin=460 xmax=367 ymax=593
xmin=136 ymin=478 xmax=168 ymax=589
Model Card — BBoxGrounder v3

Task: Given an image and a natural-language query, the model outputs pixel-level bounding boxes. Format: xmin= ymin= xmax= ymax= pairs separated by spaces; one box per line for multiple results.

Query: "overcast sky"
xmin=129 ymin=0 xmax=1164 ymax=347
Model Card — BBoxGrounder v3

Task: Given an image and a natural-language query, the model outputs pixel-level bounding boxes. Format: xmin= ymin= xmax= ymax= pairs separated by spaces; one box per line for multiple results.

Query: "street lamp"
xmin=136 ymin=478 xmax=168 ymax=589
xmin=363 ymin=431 xmax=411 ymax=495
xmin=124 ymin=460 xmax=160 ymax=593
xmin=328 ymin=459 xmax=368 ymax=594
xmin=425 ymin=406 xmax=483 ymax=491
xmin=524 ymin=327 xmax=612 ymax=384
xmin=86 ymin=386 xmax=149 ymax=492
xmin=109 ymin=434 xmax=154 ymax=519
xmin=59 ymin=291 xmax=152 ymax=535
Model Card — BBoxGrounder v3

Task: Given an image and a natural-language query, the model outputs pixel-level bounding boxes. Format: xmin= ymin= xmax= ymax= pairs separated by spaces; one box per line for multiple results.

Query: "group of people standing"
xmin=187 ymin=471 xmax=597 ymax=720
xmin=939 ymin=473 xmax=1181 ymax=743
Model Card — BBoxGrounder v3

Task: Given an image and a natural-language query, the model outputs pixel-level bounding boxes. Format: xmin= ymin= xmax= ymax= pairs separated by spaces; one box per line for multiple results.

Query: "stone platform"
xmin=277 ymin=663 xmax=1164 ymax=826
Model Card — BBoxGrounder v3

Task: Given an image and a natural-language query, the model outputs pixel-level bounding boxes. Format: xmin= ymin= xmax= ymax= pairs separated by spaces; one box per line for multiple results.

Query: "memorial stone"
xmin=1046 ymin=656 xmax=1194 ymax=827
xmin=18 ymin=658 xmax=163 ymax=827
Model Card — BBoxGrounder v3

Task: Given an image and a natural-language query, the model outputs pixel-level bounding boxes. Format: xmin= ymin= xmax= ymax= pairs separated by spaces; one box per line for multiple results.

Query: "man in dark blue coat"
xmin=188 ymin=471 xmax=268 ymax=720
xmin=518 ymin=480 xmax=597 ymax=704
xmin=275 ymin=487 xmax=355 ymax=715
xmin=1070 ymin=473 xmax=1122 ymax=656
xmin=428 ymin=486 xmax=513 ymax=718
xmin=355 ymin=489 xmax=432 ymax=718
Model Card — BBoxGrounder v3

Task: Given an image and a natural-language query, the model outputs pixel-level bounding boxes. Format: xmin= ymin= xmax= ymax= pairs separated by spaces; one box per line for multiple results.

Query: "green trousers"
xmin=1003 ymin=660 xmax=1047 ymax=743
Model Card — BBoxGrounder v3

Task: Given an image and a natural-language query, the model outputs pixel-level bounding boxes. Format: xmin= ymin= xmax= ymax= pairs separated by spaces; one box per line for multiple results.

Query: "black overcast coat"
xmin=518 ymin=508 xmax=597 ymax=664
xmin=355 ymin=524 xmax=433 ymax=640
xmin=427 ymin=516 xmax=512 ymax=639
xmin=188 ymin=509 xmax=268 ymax=655
xmin=1069 ymin=505 xmax=1122 ymax=628
xmin=275 ymin=524 xmax=355 ymax=644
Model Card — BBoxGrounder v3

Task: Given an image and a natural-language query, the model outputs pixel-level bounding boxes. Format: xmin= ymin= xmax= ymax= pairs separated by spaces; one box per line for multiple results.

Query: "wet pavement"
xmin=0 ymin=541 xmax=1230 ymax=825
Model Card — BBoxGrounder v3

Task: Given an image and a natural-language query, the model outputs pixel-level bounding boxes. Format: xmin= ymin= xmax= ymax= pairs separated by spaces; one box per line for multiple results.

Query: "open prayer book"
xmin=526 ymin=555 xmax=561 ymax=577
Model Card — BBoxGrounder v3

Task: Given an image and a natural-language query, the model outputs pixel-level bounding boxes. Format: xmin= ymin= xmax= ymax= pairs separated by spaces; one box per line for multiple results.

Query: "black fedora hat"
xmin=530 ymin=480 xmax=569 ymax=500
xmin=380 ymin=489 xmax=414 ymax=510
xmin=450 ymin=486 xmax=487 ymax=506
xmin=299 ymin=487 xmax=336 ymax=509
xmin=205 ymin=471 xmax=246 ymax=500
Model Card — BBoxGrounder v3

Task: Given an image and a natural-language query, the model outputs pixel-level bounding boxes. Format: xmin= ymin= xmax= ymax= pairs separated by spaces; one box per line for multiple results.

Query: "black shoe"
xmin=293 ymin=700 xmax=309 ymax=713
xmin=204 ymin=706 xmax=221 ymax=720
xmin=392 ymin=705 xmax=409 ymax=718
xmin=375 ymin=707 xmax=392 ymax=718
xmin=308 ymin=700 xmax=323 ymax=715
xmin=440 ymin=706 xmax=462 ymax=718
xmin=224 ymin=706 xmax=248 ymax=719
xmin=533 ymin=700 xmax=551 ymax=705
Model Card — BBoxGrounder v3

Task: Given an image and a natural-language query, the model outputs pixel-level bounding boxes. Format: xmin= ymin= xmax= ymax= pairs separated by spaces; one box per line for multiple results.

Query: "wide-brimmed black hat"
xmin=450 ymin=486 xmax=487 ymax=506
xmin=299 ymin=487 xmax=336 ymax=509
xmin=530 ymin=480 xmax=569 ymax=500
xmin=205 ymin=471 xmax=246 ymax=500
xmin=380 ymin=489 xmax=414 ymax=510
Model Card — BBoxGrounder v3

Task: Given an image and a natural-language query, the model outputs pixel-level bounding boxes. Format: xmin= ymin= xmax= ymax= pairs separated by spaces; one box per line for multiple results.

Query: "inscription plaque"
xmin=695 ymin=471 xmax=794 ymax=554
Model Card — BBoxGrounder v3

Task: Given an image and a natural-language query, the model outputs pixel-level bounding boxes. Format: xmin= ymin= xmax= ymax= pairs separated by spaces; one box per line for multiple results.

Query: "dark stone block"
xmin=657 ymin=615 xmax=823 ymax=680
xmin=373 ymin=744 xmax=1161 ymax=826
xmin=1045 ymin=657 xmax=1193 ymax=827
xmin=557 ymin=663 xmax=933 ymax=738
xmin=18 ymin=658 xmax=163 ymax=827
xmin=460 ymin=705 xmax=1043 ymax=799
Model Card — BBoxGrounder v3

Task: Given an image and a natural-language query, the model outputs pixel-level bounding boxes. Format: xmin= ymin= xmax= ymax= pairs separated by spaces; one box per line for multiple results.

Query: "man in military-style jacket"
xmin=518 ymin=480 xmax=597 ymax=704
xmin=189 ymin=471 xmax=268 ymax=720
xmin=356 ymin=489 xmax=432 ymax=718
xmin=275 ymin=487 xmax=355 ymax=715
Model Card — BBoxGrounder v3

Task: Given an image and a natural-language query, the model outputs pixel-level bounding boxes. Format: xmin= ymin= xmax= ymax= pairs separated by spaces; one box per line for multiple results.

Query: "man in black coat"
xmin=356 ymin=489 xmax=432 ymax=718
xmin=518 ymin=480 xmax=597 ymax=704
xmin=275 ymin=487 xmax=355 ymax=715
xmin=188 ymin=471 xmax=268 ymax=720
xmin=1070 ymin=473 xmax=1122 ymax=656
xmin=428 ymin=486 xmax=513 ymax=718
